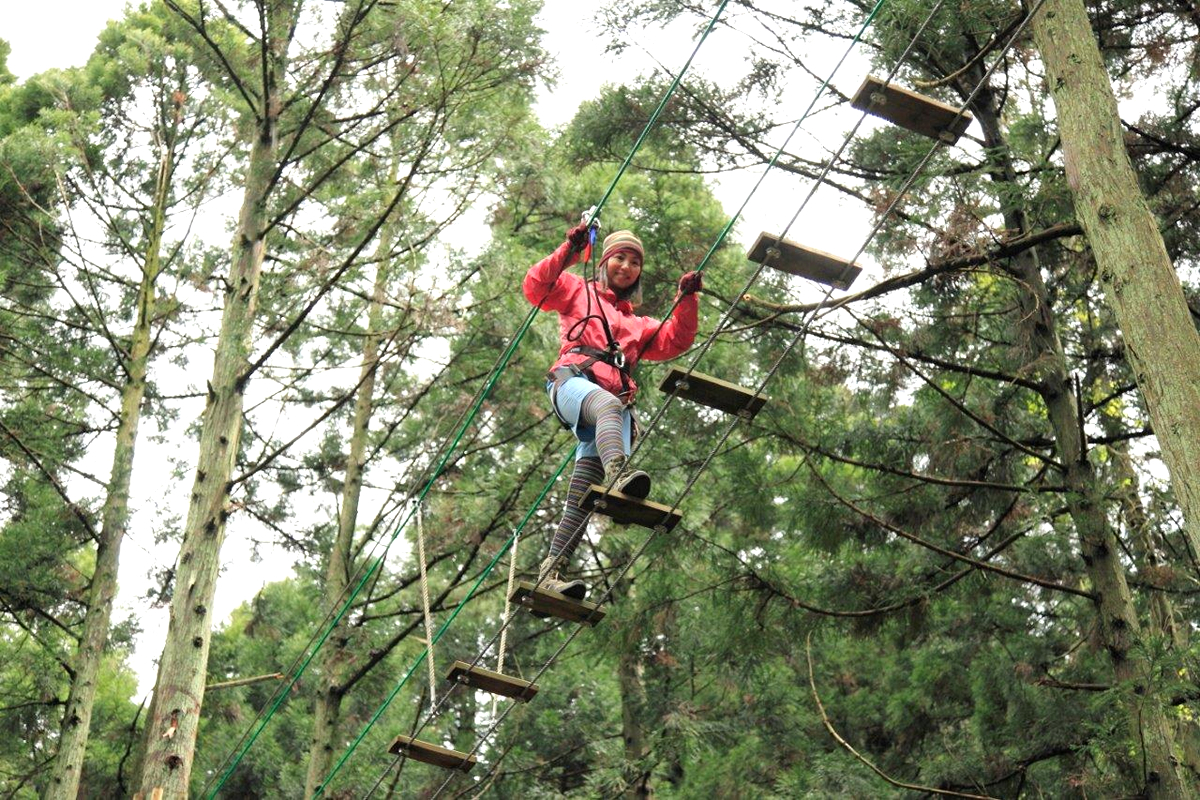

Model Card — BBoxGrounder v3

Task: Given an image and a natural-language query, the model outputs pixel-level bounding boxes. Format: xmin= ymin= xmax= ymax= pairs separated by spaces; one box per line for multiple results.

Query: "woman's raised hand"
xmin=677 ymin=271 xmax=703 ymax=295
xmin=566 ymin=223 xmax=590 ymax=252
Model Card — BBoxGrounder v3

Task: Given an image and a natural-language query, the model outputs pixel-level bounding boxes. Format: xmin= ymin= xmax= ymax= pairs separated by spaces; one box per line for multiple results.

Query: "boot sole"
xmin=530 ymin=581 xmax=587 ymax=617
xmin=615 ymin=471 xmax=651 ymax=499
xmin=558 ymin=581 xmax=587 ymax=601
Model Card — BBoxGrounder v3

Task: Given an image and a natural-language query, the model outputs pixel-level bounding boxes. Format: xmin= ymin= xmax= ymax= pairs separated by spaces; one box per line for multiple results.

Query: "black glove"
xmin=678 ymin=271 xmax=703 ymax=295
xmin=566 ymin=223 xmax=590 ymax=253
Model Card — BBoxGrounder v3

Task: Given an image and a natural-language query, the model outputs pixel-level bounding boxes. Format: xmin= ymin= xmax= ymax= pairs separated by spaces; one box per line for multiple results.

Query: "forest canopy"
xmin=2 ymin=0 xmax=1200 ymax=797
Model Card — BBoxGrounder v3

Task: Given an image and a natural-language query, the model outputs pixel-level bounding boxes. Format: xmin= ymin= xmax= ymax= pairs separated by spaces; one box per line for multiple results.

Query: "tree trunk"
xmin=611 ymin=571 xmax=651 ymax=798
xmin=303 ymin=256 xmax=389 ymax=798
xmin=136 ymin=5 xmax=297 ymax=793
xmin=1107 ymin=432 xmax=1200 ymax=780
xmin=618 ymin=647 xmax=651 ymax=799
xmin=46 ymin=137 xmax=172 ymax=799
xmin=1031 ymin=0 xmax=1200 ymax=556
xmin=1106 ymin=432 xmax=1181 ymax=648
xmin=972 ymin=82 xmax=1190 ymax=798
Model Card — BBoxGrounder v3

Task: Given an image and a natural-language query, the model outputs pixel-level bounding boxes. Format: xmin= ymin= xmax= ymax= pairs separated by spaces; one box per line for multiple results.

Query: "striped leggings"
xmin=548 ymin=390 xmax=626 ymax=564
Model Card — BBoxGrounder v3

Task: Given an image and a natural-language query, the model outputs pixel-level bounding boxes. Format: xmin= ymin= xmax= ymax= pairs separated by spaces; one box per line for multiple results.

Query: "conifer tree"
xmin=136 ymin=1 xmax=303 ymax=792
xmin=1031 ymin=0 xmax=1200 ymax=578
xmin=40 ymin=9 xmax=228 ymax=793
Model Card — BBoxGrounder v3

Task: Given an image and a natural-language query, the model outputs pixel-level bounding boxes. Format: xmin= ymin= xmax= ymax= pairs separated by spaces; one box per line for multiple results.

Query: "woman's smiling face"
xmin=605 ymin=250 xmax=643 ymax=290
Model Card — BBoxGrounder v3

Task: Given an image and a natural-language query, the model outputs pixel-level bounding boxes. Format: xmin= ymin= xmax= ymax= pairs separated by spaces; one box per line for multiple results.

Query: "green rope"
xmin=313 ymin=449 xmax=574 ymax=796
xmin=305 ymin=4 xmax=741 ymax=794
xmin=205 ymin=4 xmax=735 ymax=793
xmin=206 ymin=308 xmax=539 ymax=797
xmin=586 ymin=0 xmax=733 ymax=226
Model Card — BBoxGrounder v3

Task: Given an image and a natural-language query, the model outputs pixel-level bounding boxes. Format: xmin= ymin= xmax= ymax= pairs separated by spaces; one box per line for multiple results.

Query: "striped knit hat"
xmin=599 ymin=230 xmax=644 ymax=268
xmin=597 ymin=230 xmax=645 ymax=306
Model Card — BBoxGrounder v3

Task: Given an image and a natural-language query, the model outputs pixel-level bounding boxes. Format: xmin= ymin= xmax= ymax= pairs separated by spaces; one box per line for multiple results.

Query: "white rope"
xmin=415 ymin=500 xmax=437 ymax=710
xmin=493 ymin=528 xmax=521 ymax=720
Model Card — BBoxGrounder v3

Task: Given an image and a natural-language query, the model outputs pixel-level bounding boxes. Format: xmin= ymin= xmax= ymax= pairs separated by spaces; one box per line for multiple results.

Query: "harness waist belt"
xmin=548 ymin=364 xmax=588 ymax=384
xmin=566 ymin=344 xmax=627 ymax=371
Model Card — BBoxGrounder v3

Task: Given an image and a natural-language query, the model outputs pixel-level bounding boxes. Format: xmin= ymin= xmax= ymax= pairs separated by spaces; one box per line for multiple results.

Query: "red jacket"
xmin=523 ymin=240 xmax=699 ymax=401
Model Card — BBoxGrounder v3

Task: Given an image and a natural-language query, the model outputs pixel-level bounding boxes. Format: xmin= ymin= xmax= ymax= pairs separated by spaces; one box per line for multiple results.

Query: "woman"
xmin=523 ymin=223 xmax=702 ymax=599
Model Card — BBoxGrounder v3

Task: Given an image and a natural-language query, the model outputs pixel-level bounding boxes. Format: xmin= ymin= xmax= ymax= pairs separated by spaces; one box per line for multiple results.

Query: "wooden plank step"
xmin=510 ymin=580 xmax=606 ymax=625
xmin=660 ymin=367 xmax=768 ymax=419
xmin=388 ymin=734 xmax=477 ymax=773
xmin=747 ymin=232 xmax=861 ymax=290
xmin=850 ymin=75 xmax=973 ymax=144
xmin=445 ymin=660 xmax=539 ymax=702
xmin=582 ymin=485 xmax=682 ymax=532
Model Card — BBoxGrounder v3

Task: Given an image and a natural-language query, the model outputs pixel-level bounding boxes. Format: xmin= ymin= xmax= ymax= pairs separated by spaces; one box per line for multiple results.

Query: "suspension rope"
xmin=492 ymin=525 xmax=521 ymax=724
xmin=313 ymin=450 xmax=574 ymax=796
xmin=423 ymin=2 xmax=1052 ymax=795
xmin=415 ymin=501 xmax=438 ymax=711
xmin=496 ymin=527 xmax=519 ymax=678
xmin=202 ymin=3 xmax=732 ymax=792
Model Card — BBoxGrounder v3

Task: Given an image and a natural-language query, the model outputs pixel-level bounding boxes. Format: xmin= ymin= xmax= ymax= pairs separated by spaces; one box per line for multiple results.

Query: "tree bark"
xmin=971 ymin=77 xmax=1190 ymax=798
xmin=136 ymin=4 xmax=297 ymax=794
xmin=618 ymin=647 xmax=651 ymax=799
xmin=612 ymin=574 xmax=651 ymax=799
xmin=46 ymin=130 xmax=172 ymax=799
xmin=303 ymin=253 xmax=390 ymax=799
xmin=1031 ymin=0 xmax=1200 ymax=557
xmin=1106 ymin=432 xmax=1181 ymax=648
xmin=1107 ymin=432 xmax=1200 ymax=781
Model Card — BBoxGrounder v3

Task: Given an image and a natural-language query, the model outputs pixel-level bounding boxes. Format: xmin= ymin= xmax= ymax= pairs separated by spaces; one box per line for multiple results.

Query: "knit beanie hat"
xmin=599 ymin=230 xmax=644 ymax=267
xmin=597 ymin=230 xmax=645 ymax=306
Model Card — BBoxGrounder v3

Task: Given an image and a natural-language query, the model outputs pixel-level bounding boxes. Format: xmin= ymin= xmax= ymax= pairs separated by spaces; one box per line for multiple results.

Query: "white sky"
xmin=3 ymin=1 xmax=879 ymax=698
xmin=3 ymin=2 xmax=130 ymax=78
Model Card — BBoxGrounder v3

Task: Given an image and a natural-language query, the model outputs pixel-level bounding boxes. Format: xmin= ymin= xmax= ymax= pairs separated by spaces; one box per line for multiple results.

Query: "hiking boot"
xmin=538 ymin=557 xmax=586 ymax=601
xmin=603 ymin=456 xmax=651 ymax=499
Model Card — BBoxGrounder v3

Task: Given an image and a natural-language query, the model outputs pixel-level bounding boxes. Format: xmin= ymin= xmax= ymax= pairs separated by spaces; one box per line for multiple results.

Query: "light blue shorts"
xmin=547 ymin=376 xmax=633 ymax=461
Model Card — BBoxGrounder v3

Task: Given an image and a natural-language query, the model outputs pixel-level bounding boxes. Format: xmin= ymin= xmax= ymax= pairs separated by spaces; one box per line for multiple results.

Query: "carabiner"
xmin=581 ymin=204 xmax=600 ymax=230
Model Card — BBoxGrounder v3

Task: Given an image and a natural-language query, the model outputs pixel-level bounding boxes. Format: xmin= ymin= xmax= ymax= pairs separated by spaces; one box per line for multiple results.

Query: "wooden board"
xmin=388 ymin=734 xmax=477 ymax=773
xmin=446 ymin=660 xmax=539 ymax=702
xmin=746 ymin=232 xmax=861 ymax=290
xmin=582 ymin=485 xmax=682 ymax=532
xmin=660 ymin=367 xmax=768 ymax=419
xmin=850 ymin=75 xmax=973 ymax=144
xmin=510 ymin=580 xmax=607 ymax=625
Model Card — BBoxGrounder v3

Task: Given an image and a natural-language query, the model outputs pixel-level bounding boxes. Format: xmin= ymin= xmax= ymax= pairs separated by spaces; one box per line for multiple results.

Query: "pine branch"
xmin=742 ymin=222 xmax=1083 ymax=317
xmin=766 ymin=422 xmax=1063 ymax=495
xmin=806 ymin=459 xmax=1094 ymax=599
xmin=0 ymin=419 xmax=100 ymax=544
xmin=805 ymin=634 xmax=1000 ymax=799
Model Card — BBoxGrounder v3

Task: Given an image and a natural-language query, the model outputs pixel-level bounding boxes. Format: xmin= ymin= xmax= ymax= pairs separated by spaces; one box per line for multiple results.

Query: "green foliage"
xmin=5 ymin=0 xmax=1200 ymax=797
